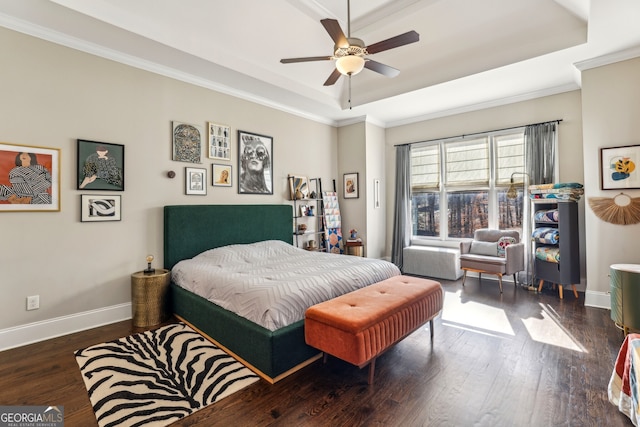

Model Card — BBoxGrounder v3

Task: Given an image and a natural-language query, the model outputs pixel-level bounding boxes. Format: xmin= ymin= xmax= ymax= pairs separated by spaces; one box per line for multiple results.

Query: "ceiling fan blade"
xmin=280 ymin=56 xmax=332 ymax=64
xmin=364 ymin=60 xmax=400 ymax=78
xmin=366 ymin=30 xmax=419 ymax=55
xmin=323 ymin=68 xmax=342 ymax=86
xmin=321 ymin=19 xmax=349 ymax=48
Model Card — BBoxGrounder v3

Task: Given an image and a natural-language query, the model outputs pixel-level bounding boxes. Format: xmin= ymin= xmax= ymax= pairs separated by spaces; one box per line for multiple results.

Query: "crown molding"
xmin=574 ymin=45 xmax=640 ymax=71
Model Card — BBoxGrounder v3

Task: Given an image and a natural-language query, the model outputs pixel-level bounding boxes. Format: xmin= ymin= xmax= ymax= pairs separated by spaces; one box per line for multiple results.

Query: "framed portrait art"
xmin=238 ymin=130 xmax=273 ymax=195
xmin=208 ymin=122 xmax=231 ymax=161
xmin=343 ymin=172 xmax=359 ymax=199
xmin=0 ymin=142 xmax=60 ymax=212
xmin=80 ymin=194 xmax=121 ymax=222
xmin=77 ymin=139 xmax=124 ymax=191
xmin=185 ymin=167 xmax=207 ymax=195
xmin=600 ymin=144 xmax=640 ymax=190
xmin=212 ymin=164 xmax=232 ymax=187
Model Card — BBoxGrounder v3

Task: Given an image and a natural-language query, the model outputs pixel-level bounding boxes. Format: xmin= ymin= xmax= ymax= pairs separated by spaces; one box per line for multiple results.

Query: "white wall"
xmin=337 ymin=122 xmax=366 ymax=247
xmin=581 ymin=57 xmax=640 ymax=308
xmin=365 ymin=122 xmax=387 ymax=259
xmin=0 ymin=27 xmax=337 ymax=347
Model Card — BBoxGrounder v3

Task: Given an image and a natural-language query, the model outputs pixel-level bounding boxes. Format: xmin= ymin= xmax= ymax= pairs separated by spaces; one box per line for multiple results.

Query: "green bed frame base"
xmin=164 ymin=204 xmax=321 ymax=382
xmin=171 ymin=284 xmax=321 ymax=382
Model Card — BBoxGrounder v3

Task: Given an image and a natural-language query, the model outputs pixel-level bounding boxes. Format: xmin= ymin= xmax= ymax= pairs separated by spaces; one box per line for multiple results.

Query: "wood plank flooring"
xmin=0 ymin=278 xmax=633 ymax=426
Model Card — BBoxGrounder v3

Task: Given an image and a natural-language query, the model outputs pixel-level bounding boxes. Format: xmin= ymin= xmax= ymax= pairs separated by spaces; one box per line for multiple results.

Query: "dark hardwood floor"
xmin=0 ymin=278 xmax=633 ymax=427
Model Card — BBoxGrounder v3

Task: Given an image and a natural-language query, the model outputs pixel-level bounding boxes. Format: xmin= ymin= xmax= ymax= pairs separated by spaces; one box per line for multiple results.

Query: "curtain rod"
xmin=394 ymin=119 xmax=563 ymax=147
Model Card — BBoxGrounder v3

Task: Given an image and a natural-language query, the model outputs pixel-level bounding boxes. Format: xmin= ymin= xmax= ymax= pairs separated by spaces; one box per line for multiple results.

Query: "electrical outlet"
xmin=27 ymin=295 xmax=39 ymax=311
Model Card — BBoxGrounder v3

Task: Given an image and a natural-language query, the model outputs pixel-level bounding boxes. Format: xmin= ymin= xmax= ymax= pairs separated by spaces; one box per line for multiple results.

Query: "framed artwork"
xmin=237 ymin=130 xmax=273 ymax=195
xmin=172 ymin=121 xmax=203 ymax=163
xmin=80 ymin=194 xmax=121 ymax=222
xmin=77 ymin=139 xmax=124 ymax=191
xmin=0 ymin=142 xmax=60 ymax=212
xmin=288 ymin=175 xmax=309 ymax=200
xmin=344 ymin=172 xmax=359 ymax=199
xmin=600 ymin=144 xmax=640 ymax=190
xmin=212 ymin=164 xmax=232 ymax=187
xmin=208 ymin=122 xmax=231 ymax=161
xmin=185 ymin=167 xmax=207 ymax=195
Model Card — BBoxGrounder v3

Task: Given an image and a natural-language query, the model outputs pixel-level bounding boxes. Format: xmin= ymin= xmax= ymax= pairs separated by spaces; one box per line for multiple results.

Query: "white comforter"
xmin=171 ymin=240 xmax=401 ymax=331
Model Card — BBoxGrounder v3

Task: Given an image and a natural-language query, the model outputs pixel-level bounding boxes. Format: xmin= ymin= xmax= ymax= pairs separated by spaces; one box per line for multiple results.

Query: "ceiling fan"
xmin=280 ymin=0 xmax=420 ymax=87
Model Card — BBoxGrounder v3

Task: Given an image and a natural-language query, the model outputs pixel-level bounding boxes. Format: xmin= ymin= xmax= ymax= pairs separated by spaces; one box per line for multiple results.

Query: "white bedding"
xmin=171 ymin=240 xmax=401 ymax=331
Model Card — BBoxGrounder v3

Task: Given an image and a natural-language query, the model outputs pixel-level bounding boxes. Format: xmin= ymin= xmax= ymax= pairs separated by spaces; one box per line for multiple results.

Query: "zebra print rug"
xmin=75 ymin=323 xmax=259 ymax=427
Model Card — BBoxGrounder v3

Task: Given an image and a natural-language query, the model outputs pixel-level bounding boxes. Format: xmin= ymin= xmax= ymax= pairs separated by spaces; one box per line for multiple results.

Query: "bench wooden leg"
xmin=368 ymin=357 xmax=376 ymax=385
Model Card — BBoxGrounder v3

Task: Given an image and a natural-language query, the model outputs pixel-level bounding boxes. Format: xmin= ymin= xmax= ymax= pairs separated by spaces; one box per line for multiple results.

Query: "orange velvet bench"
xmin=304 ymin=275 xmax=444 ymax=384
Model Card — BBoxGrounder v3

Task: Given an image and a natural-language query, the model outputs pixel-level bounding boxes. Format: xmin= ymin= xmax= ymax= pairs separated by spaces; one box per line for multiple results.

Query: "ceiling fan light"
xmin=336 ymin=55 xmax=365 ymax=76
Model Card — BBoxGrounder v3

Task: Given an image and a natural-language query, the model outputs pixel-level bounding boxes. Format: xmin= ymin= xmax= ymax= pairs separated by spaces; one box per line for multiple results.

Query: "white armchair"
xmin=459 ymin=229 xmax=525 ymax=293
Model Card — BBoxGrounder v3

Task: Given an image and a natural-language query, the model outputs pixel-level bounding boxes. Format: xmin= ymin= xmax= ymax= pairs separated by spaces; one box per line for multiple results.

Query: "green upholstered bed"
xmin=163 ymin=204 xmax=321 ymax=383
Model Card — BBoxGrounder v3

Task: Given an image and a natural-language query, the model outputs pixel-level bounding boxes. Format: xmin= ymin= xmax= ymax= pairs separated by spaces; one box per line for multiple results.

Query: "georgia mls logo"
xmin=0 ymin=405 xmax=64 ymax=427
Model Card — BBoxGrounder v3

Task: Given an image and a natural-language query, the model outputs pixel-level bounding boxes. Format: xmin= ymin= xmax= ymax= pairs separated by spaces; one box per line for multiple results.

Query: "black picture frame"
xmin=237 ymin=130 xmax=273 ymax=195
xmin=185 ymin=167 xmax=207 ymax=195
xmin=77 ymin=139 xmax=125 ymax=191
xmin=344 ymin=172 xmax=359 ymax=199
xmin=600 ymin=144 xmax=640 ymax=190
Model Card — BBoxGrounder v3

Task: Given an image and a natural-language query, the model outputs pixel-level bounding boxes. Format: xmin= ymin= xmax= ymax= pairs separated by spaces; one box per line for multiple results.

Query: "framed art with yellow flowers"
xmin=600 ymin=144 xmax=640 ymax=190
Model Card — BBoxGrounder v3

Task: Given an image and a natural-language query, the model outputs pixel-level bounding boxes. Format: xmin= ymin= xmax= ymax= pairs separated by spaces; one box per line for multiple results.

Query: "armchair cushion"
xmin=469 ymin=241 xmax=498 ymax=257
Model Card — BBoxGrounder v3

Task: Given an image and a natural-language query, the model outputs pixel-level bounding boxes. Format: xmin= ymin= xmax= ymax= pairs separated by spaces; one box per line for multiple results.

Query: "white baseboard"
xmin=0 ymin=303 xmax=132 ymax=352
xmin=584 ymin=290 xmax=611 ymax=310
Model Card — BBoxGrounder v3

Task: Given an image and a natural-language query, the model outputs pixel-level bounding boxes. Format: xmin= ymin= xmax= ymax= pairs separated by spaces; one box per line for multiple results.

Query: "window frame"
xmin=410 ymin=128 xmax=525 ymax=242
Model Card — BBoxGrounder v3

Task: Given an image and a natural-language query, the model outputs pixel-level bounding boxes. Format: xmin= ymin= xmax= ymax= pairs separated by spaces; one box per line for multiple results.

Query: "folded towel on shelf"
xmin=532 ymin=227 xmax=559 ymax=244
xmin=534 ymin=209 xmax=559 ymax=223
xmin=528 ymin=182 xmax=584 ymax=201
xmin=535 ymin=246 xmax=560 ymax=263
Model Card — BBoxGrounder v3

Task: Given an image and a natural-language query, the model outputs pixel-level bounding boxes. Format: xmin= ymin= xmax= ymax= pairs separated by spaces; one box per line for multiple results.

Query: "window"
xmin=411 ymin=130 xmax=525 ymax=240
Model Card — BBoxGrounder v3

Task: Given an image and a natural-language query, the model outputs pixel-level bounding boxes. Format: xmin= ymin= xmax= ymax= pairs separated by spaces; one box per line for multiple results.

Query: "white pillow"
xmin=469 ymin=241 xmax=498 ymax=256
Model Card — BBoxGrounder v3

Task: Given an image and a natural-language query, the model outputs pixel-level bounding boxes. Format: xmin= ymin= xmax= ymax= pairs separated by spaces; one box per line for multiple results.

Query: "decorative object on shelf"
xmin=207 ymin=122 xmax=231 ymax=161
xmin=588 ymin=192 xmax=640 ymax=225
xmin=308 ymin=206 xmax=315 ymax=216
xmin=172 ymin=121 xmax=203 ymax=164
xmin=77 ymin=139 xmax=124 ymax=191
xmin=80 ymin=194 xmax=122 ymax=222
xmin=0 ymin=142 xmax=61 ymax=212
xmin=310 ymin=190 xmax=317 ymax=199
xmin=144 ymin=255 xmax=155 ymax=275
xmin=288 ymin=174 xmax=309 ymax=200
xmin=343 ymin=172 xmax=359 ymax=199
xmin=212 ymin=164 xmax=232 ymax=187
xmin=600 ymin=144 xmax=640 ymax=190
xmin=185 ymin=167 xmax=207 ymax=195
xmin=349 ymin=228 xmax=358 ymax=239
xmin=307 ymin=239 xmax=317 ymax=250
xmin=297 ymin=223 xmax=307 ymax=234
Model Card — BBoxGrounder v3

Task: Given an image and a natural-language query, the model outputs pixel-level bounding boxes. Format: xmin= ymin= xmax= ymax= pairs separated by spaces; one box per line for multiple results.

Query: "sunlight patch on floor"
xmin=441 ymin=290 xmax=515 ymax=336
xmin=521 ymin=303 xmax=587 ymax=352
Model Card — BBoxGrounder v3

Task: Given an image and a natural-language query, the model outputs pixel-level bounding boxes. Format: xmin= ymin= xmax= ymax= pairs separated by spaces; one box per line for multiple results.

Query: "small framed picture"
xmin=172 ymin=121 xmax=203 ymax=163
xmin=344 ymin=172 xmax=359 ymax=199
xmin=80 ymin=194 xmax=121 ymax=222
xmin=208 ymin=122 xmax=231 ymax=161
xmin=185 ymin=167 xmax=207 ymax=195
xmin=600 ymin=144 xmax=640 ymax=190
xmin=0 ymin=142 xmax=61 ymax=212
xmin=77 ymin=139 xmax=124 ymax=191
xmin=212 ymin=164 xmax=232 ymax=187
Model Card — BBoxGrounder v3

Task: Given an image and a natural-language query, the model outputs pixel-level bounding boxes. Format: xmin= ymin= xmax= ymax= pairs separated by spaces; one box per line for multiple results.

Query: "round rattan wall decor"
xmin=588 ymin=192 xmax=640 ymax=225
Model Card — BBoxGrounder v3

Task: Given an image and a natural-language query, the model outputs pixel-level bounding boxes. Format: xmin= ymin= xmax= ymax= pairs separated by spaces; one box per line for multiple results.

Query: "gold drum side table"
xmin=131 ymin=269 xmax=170 ymax=327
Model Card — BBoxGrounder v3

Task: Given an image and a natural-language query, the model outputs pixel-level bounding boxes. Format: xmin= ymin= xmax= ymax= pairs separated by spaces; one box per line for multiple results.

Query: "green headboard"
xmin=163 ymin=204 xmax=293 ymax=270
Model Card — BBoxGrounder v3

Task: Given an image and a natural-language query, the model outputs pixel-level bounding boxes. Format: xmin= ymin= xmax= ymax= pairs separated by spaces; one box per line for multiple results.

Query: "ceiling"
xmin=1 ymin=0 xmax=640 ymax=127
